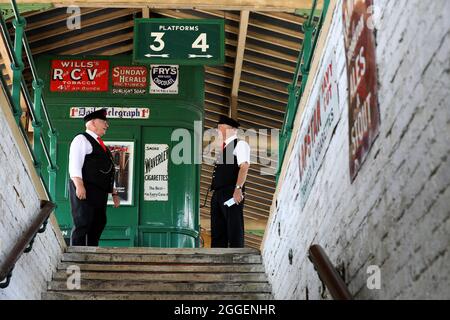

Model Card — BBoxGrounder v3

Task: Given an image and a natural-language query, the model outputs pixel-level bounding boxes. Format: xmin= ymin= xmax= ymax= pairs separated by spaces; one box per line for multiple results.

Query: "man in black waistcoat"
xmin=68 ymin=108 xmax=120 ymax=246
xmin=210 ymin=115 xmax=251 ymax=248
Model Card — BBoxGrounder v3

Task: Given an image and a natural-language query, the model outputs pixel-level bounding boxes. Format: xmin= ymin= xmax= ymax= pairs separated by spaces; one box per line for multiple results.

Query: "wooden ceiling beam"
xmin=153 ymin=9 xmax=300 ymax=51
xmin=142 ymin=7 xmax=150 ymax=18
xmin=24 ymin=7 xmax=103 ymax=31
xmin=195 ymin=9 xmax=304 ymax=41
xmin=27 ymin=8 xmax=140 ymax=43
xmin=229 ymin=10 xmax=248 ymax=120
xmin=254 ymin=11 xmax=307 ymax=25
xmin=58 ymin=31 xmax=133 ymax=54
xmin=5 ymin=0 xmax=319 ymax=12
xmin=226 ymin=38 xmax=299 ymax=65
xmin=31 ymin=20 xmax=134 ymax=54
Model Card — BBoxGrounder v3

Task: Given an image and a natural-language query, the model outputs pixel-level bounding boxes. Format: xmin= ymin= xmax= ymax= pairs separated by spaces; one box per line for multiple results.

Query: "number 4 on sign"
xmin=192 ymin=33 xmax=209 ymax=52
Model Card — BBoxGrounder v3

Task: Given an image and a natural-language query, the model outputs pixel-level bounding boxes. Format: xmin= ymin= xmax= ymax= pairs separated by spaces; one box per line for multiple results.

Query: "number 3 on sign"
xmin=192 ymin=33 xmax=209 ymax=52
xmin=150 ymin=32 xmax=165 ymax=51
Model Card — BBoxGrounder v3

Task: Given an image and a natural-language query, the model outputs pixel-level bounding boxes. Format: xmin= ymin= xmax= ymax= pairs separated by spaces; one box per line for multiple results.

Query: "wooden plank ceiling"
xmin=2 ymin=5 xmax=308 ymax=249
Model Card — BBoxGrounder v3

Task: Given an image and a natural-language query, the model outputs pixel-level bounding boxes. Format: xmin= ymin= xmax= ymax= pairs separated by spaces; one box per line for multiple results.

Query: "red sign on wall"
xmin=343 ymin=0 xmax=380 ymax=181
xmin=112 ymin=66 xmax=147 ymax=88
xmin=50 ymin=60 xmax=109 ymax=92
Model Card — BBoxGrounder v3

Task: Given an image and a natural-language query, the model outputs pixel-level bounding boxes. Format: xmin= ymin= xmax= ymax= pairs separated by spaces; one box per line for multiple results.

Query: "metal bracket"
xmin=0 ymin=269 xmax=13 ymax=289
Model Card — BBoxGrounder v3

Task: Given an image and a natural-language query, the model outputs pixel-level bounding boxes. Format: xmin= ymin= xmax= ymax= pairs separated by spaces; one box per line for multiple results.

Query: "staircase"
xmin=43 ymin=247 xmax=273 ymax=300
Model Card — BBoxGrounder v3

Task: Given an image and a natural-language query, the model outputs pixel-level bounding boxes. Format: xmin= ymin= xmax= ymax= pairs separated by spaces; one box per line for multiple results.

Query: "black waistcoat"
xmin=81 ymin=133 xmax=115 ymax=194
xmin=211 ymin=139 xmax=242 ymax=191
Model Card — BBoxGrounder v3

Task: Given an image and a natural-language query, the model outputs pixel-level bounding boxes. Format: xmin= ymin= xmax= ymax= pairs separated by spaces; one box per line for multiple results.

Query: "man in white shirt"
xmin=210 ymin=115 xmax=251 ymax=248
xmin=68 ymin=108 xmax=120 ymax=246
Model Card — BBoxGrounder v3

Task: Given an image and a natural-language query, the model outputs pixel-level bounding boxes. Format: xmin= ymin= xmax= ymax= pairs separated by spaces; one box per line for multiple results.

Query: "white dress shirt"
xmin=224 ymin=134 xmax=251 ymax=166
xmin=69 ymin=130 xmax=102 ymax=179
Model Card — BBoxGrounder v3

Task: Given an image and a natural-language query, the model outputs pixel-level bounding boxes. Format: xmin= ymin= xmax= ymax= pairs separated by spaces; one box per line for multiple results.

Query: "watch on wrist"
xmin=235 ymin=185 xmax=242 ymax=190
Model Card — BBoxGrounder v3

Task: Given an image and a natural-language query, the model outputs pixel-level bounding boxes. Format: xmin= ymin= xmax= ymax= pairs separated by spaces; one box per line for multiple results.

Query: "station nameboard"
xmin=133 ymin=18 xmax=225 ymax=65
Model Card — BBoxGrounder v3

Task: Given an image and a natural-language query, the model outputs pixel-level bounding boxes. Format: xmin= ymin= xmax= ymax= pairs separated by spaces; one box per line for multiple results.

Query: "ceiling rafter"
xmin=229 ymin=10 xmax=248 ymax=120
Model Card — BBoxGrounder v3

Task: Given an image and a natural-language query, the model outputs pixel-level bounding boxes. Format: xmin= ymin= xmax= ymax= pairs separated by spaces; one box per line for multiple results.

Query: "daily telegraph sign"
xmin=70 ymin=107 xmax=150 ymax=119
xmin=133 ymin=19 xmax=225 ymax=65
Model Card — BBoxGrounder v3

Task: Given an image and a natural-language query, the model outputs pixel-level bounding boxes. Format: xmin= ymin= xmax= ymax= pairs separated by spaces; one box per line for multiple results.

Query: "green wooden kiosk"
xmin=36 ymin=54 xmax=205 ymax=247
xmin=36 ymin=19 xmax=224 ymax=248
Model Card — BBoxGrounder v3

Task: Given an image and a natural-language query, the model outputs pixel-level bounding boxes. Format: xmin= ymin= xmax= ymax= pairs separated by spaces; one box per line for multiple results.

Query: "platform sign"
xmin=133 ymin=18 xmax=225 ymax=65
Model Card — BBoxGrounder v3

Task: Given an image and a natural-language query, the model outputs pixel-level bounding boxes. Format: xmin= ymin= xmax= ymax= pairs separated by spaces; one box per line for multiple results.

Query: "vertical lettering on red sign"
xmin=343 ymin=0 xmax=380 ymax=181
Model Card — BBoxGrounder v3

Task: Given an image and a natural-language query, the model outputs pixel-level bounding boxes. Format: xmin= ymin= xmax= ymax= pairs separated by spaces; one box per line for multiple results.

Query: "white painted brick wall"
xmin=263 ymin=0 xmax=450 ymax=300
xmin=0 ymin=105 xmax=63 ymax=300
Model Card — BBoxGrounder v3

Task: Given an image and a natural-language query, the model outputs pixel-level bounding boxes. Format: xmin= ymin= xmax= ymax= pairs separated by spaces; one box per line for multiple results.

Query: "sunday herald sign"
xmin=70 ymin=107 xmax=150 ymax=119
xmin=343 ymin=0 xmax=380 ymax=181
xmin=112 ymin=66 xmax=147 ymax=88
xmin=297 ymin=48 xmax=340 ymax=209
xmin=50 ymin=60 xmax=109 ymax=92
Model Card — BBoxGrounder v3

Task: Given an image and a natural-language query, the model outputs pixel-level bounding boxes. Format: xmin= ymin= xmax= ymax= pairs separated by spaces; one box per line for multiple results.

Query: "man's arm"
xmin=233 ymin=141 xmax=251 ymax=204
xmin=236 ymin=162 xmax=250 ymax=188
xmin=233 ymin=161 xmax=250 ymax=204
xmin=72 ymin=177 xmax=86 ymax=200
xmin=69 ymin=135 xmax=89 ymax=200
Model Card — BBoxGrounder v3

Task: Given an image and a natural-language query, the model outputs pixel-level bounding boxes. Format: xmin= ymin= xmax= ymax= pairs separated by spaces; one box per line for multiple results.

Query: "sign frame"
xmin=133 ymin=18 xmax=225 ymax=65
xmin=105 ymin=140 xmax=135 ymax=206
xmin=143 ymin=143 xmax=169 ymax=201
xmin=342 ymin=0 xmax=381 ymax=182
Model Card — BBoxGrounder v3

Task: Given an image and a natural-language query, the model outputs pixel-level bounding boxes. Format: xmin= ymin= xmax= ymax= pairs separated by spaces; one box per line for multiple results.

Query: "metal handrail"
xmin=0 ymin=1 xmax=59 ymax=200
xmin=0 ymin=1 xmax=58 ymax=289
xmin=308 ymin=244 xmax=353 ymax=300
xmin=277 ymin=0 xmax=330 ymax=181
xmin=0 ymin=200 xmax=55 ymax=289
xmin=22 ymin=32 xmax=55 ymax=131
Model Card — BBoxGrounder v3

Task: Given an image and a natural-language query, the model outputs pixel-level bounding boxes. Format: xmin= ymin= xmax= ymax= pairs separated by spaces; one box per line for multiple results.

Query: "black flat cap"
xmin=83 ymin=108 xmax=108 ymax=122
xmin=218 ymin=115 xmax=240 ymax=128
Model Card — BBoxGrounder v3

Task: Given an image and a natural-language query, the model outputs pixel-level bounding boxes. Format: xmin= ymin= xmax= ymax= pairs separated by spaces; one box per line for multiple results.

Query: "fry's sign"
xmin=50 ymin=60 xmax=109 ymax=92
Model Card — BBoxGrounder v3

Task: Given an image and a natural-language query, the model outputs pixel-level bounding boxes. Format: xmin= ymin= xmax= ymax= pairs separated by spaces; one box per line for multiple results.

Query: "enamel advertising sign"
xmin=50 ymin=59 xmax=109 ymax=92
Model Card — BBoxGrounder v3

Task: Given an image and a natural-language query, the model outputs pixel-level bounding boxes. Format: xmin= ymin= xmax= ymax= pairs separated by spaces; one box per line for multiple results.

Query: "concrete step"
xmin=62 ymin=252 xmax=262 ymax=264
xmin=47 ymin=279 xmax=272 ymax=293
xmin=52 ymin=271 xmax=268 ymax=282
xmin=67 ymin=246 xmax=260 ymax=255
xmin=45 ymin=247 xmax=272 ymax=300
xmin=57 ymin=262 xmax=266 ymax=273
xmin=43 ymin=291 xmax=273 ymax=300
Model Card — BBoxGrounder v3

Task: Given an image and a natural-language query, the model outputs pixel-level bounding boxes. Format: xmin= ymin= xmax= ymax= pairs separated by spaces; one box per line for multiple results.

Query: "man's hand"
xmin=72 ymin=177 xmax=86 ymax=200
xmin=233 ymin=188 xmax=243 ymax=205
xmin=76 ymin=185 xmax=87 ymax=200
xmin=112 ymin=195 xmax=120 ymax=208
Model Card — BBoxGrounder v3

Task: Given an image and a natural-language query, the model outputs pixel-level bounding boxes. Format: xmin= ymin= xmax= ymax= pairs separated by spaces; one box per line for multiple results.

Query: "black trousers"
xmin=210 ymin=187 xmax=245 ymax=248
xmin=69 ymin=181 xmax=107 ymax=246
